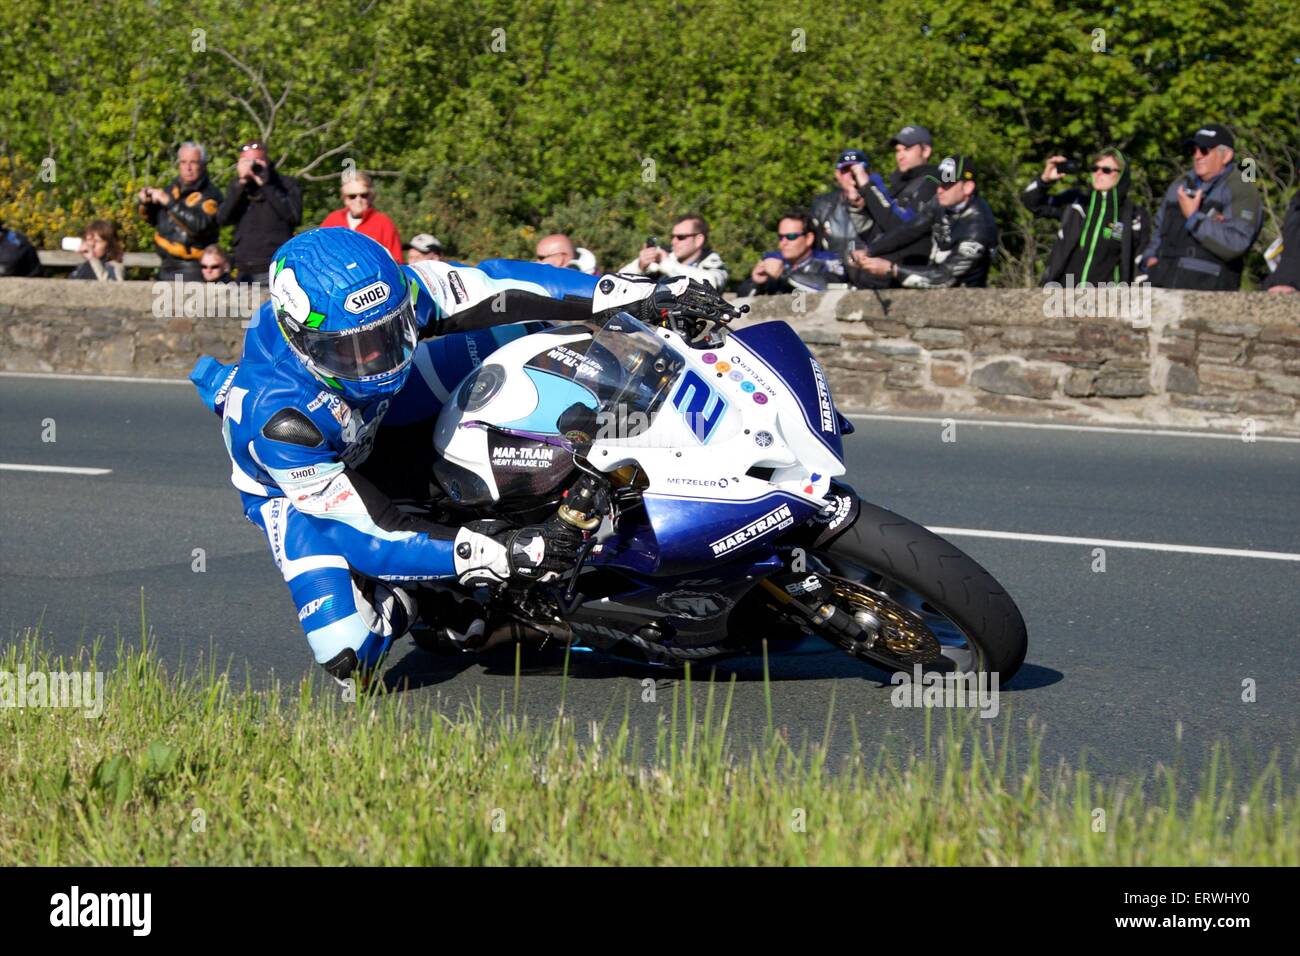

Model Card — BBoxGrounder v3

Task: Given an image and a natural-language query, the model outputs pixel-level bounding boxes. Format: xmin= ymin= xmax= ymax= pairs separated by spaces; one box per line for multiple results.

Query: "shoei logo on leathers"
xmin=344 ymin=281 xmax=391 ymax=314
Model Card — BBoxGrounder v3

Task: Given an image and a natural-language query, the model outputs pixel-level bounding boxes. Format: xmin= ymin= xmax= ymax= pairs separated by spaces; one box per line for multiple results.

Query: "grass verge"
xmin=1 ymin=628 xmax=1294 ymax=865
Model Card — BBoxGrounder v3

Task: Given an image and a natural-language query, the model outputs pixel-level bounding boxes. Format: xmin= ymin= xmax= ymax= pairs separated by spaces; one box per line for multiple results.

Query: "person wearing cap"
xmin=856 ymin=156 xmax=998 ymax=288
xmin=810 ymin=149 xmax=877 ymax=285
xmin=217 ymin=140 xmax=303 ymax=285
xmin=1021 ymin=147 xmax=1149 ymax=286
xmin=846 ymin=125 xmax=941 ymax=280
xmin=405 ymin=234 xmax=445 ymax=264
xmin=1141 ymin=124 xmax=1262 ymax=291
xmin=735 ymin=208 xmax=845 ymax=296
xmin=618 ymin=215 xmax=728 ymax=290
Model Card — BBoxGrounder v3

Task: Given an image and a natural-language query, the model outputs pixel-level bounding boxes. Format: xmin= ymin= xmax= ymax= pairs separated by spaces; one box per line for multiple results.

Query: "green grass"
xmin=1 ymin=626 xmax=1294 ymax=866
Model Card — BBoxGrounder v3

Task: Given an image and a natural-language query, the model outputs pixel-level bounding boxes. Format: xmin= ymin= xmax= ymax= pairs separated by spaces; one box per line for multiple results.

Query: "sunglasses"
xmin=670 ymin=232 xmax=700 ymax=241
xmin=240 ymin=142 xmax=265 ymax=152
xmin=343 ymin=192 xmax=371 ymax=200
xmin=1191 ymin=145 xmax=1219 ymax=156
xmin=777 ymin=231 xmax=806 ymax=241
xmin=1092 ymin=164 xmax=1120 ymax=174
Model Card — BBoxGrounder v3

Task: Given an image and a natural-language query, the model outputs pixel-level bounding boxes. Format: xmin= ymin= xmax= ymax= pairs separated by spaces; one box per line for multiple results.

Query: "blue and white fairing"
xmin=433 ymin=314 xmax=846 ymax=575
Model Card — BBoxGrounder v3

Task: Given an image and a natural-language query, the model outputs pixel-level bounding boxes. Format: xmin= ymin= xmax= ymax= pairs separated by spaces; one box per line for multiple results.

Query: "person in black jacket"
xmin=1022 ymin=147 xmax=1148 ymax=286
xmin=0 ymin=221 xmax=42 ymax=277
xmin=1262 ymin=185 xmax=1300 ymax=294
xmin=735 ymin=209 xmax=846 ymax=296
xmin=137 ymin=142 xmax=222 ymax=281
xmin=846 ymin=124 xmax=941 ymax=284
xmin=217 ymin=140 xmax=302 ymax=285
xmin=809 ymin=149 xmax=876 ymax=286
xmin=855 ymin=156 xmax=998 ymax=288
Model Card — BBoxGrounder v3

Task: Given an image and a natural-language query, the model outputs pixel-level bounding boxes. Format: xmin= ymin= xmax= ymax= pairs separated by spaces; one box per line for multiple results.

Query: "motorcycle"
xmin=411 ymin=294 xmax=1028 ymax=682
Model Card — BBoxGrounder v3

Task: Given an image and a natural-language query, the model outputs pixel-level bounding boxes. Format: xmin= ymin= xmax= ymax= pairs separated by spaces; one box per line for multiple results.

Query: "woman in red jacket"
xmin=319 ymin=172 xmax=403 ymax=262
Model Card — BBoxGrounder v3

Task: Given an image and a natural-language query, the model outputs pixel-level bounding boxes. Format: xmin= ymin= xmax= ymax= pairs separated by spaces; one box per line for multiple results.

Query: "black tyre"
xmin=810 ymin=502 xmax=1028 ymax=681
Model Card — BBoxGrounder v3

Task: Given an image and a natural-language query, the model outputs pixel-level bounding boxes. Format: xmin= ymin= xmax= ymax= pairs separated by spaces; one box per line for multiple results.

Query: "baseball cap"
xmin=404 ymin=234 xmax=443 ymax=253
xmin=936 ymin=155 xmax=977 ymax=185
xmin=889 ymin=125 xmax=933 ymax=148
xmin=1183 ymin=124 xmax=1234 ymax=150
xmin=835 ymin=148 xmax=869 ymax=169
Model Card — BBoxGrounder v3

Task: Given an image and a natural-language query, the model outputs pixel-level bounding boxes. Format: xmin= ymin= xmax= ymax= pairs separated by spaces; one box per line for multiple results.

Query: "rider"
xmin=191 ymin=226 xmax=713 ymax=685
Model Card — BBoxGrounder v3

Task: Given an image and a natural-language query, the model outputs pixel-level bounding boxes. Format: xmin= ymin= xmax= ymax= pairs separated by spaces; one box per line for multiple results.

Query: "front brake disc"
xmin=827 ymin=578 xmax=943 ymax=665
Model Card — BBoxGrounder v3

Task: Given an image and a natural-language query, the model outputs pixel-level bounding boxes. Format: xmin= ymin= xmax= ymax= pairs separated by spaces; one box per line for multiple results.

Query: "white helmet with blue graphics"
xmin=268 ymin=227 xmax=418 ymax=406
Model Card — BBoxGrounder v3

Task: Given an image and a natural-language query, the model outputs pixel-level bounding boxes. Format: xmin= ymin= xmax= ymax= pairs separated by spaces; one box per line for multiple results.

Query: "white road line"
xmin=0 ymin=371 xmax=190 ymax=385
xmin=849 ymin=412 xmax=1300 ymax=444
xmin=927 ymin=526 xmax=1300 ymax=562
xmin=0 ymin=463 xmax=112 ymax=476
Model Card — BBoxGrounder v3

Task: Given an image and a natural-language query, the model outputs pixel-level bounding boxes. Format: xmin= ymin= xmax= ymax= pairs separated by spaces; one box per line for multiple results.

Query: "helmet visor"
xmin=301 ymin=299 xmax=417 ymax=381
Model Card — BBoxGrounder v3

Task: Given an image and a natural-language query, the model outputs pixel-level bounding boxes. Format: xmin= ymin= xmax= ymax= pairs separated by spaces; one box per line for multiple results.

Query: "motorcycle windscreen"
xmin=523 ymin=314 xmax=685 ymax=439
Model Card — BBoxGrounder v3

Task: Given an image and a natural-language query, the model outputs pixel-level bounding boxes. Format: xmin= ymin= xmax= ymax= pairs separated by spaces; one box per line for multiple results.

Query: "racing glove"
xmin=453 ymin=515 xmax=584 ymax=586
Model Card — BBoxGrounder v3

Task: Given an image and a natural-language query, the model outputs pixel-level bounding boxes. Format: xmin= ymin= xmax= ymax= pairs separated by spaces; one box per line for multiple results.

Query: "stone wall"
xmin=3 ymin=277 xmax=1299 ymax=434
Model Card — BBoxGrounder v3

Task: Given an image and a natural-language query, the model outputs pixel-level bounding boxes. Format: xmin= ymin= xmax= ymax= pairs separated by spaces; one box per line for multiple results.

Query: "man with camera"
xmin=853 ymin=156 xmax=997 ymax=288
xmin=810 ymin=148 xmax=877 ymax=286
xmin=138 ymin=142 xmax=223 ymax=281
xmin=217 ymin=140 xmax=303 ymax=286
xmin=618 ymin=215 xmax=728 ymax=291
xmin=1141 ymin=124 xmax=1262 ymax=290
xmin=1021 ymin=148 xmax=1149 ymax=285
xmin=735 ymin=209 xmax=845 ymax=296
xmin=845 ymin=126 xmax=941 ymax=284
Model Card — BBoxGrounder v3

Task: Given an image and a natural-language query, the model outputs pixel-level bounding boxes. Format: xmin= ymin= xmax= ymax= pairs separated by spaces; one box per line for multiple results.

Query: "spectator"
xmin=217 ymin=140 xmax=302 ymax=286
xmin=1263 ymin=180 xmax=1300 ymax=294
xmin=68 ymin=220 xmax=125 ymax=282
xmin=1021 ymin=147 xmax=1149 ymax=286
xmin=854 ymin=155 xmax=997 ymax=288
xmin=137 ymin=141 xmax=222 ymax=281
xmin=0 ymin=220 xmax=43 ymax=277
xmin=618 ymin=214 xmax=728 ymax=290
xmin=1141 ymin=124 xmax=1262 ymax=290
xmin=319 ymin=172 xmax=403 ymax=262
xmin=535 ymin=233 xmax=577 ymax=268
xmin=571 ymin=246 xmax=599 ymax=274
xmin=810 ymin=149 xmax=877 ymax=286
xmin=735 ymin=209 xmax=844 ymax=295
xmin=846 ymin=126 xmax=941 ymax=282
xmin=199 ymin=245 xmax=233 ymax=283
xmin=404 ymin=234 xmax=445 ymax=264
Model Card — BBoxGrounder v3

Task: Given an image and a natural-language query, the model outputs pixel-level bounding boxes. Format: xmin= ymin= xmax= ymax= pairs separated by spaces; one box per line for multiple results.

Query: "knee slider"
xmin=321 ymin=647 xmax=358 ymax=681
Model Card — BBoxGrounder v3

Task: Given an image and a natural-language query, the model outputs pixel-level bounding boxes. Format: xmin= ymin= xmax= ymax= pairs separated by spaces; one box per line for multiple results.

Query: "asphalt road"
xmin=2 ymin=373 xmax=1298 ymax=785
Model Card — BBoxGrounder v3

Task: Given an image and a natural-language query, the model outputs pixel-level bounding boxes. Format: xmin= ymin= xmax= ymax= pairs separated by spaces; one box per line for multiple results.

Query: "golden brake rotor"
xmin=826 ymin=579 xmax=943 ymax=665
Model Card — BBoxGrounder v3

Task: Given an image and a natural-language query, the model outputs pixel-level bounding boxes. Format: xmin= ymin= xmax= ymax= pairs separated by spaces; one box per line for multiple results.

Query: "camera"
xmin=645 ymin=236 xmax=659 ymax=248
xmin=1054 ymin=159 xmax=1081 ymax=174
xmin=251 ymin=160 xmax=267 ymax=177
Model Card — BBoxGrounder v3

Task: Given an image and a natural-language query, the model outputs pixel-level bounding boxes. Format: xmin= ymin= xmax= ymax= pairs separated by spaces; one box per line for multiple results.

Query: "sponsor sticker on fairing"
xmin=709 ymin=504 xmax=795 ymax=557
xmin=810 ymin=359 xmax=835 ymax=434
xmin=491 ymin=445 xmax=554 ymax=469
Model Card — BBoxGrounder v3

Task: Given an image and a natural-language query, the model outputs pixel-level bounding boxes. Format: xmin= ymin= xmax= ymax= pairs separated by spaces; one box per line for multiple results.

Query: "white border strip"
xmin=848 ymin=412 xmax=1300 ymax=444
xmin=927 ymin=526 xmax=1300 ymax=562
xmin=0 ymin=463 xmax=112 ymax=476
xmin=0 ymin=371 xmax=190 ymax=385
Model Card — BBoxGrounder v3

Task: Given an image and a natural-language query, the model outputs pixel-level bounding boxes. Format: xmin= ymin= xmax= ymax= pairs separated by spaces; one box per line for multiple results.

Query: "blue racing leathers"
xmin=190 ymin=258 xmax=647 ymax=679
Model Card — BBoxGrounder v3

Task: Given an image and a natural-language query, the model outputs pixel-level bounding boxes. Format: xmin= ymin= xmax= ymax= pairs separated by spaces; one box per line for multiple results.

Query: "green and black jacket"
xmin=1021 ymin=161 xmax=1148 ymax=286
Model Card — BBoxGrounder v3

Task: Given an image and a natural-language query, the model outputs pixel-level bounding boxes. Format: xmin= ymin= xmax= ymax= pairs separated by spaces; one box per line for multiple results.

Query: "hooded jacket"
xmin=1021 ymin=153 xmax=1149 ymax=285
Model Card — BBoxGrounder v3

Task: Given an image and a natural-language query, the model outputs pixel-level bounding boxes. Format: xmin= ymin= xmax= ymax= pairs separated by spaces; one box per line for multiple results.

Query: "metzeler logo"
xmin=810 ymin=359 xmax=835 ymax=433
xmin=344 ymin=281 xmax=391 ymax=313
xmin=710 ymin=504 xmax=794 ymax=556
xmin=49 ymin=886 xmax=152 ymax=936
